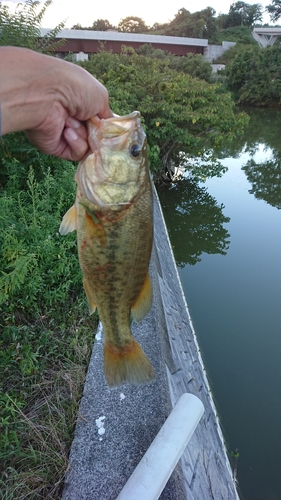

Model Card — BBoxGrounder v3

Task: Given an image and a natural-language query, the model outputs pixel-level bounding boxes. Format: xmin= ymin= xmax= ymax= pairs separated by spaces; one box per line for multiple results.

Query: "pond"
xmin=157 ymin=108 xmax=281 ymax=500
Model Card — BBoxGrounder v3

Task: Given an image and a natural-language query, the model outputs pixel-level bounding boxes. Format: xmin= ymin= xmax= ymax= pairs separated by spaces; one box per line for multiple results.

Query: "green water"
xmin=157 ymin=108 xmax=281 ymax=500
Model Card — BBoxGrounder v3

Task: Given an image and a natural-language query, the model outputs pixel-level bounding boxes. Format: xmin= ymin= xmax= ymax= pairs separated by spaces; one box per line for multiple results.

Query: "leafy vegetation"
xmin=136 ymin=43 xmax=213 ymax=84
xmin=210 ymin=24 xmax=258 ymax=45
xmin=0 ymin=133 xmax=98 ymax=499
xmin=81 ymin=48 xmax=248 ymax=181
xmin=0 ymin=0 xmax=65 ymax=53
xmin=266 ymin=0 xmax=281 ymax=22
xmin=154 ymin=7 xmax=218 ymax=39
xmin=217 ymin=1 xmax=263 ymax=29
xmin=0 ymin=0 xmax=263 ymax=496
xmin=225 ymin=44 xmax=281 ymax=106
xmin=118 ymin=16 xmax=150 ymax=33
xmin=168 ymin=52 xmax=213 ymax=82
xmin=0 ymin=2 xmax=98 ymax=498
xmin=71 ymin=18 xmax=116 ymax=31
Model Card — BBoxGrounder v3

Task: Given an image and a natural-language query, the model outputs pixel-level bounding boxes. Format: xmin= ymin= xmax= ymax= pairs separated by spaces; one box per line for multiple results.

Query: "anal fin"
xmin=131 ymin=273 xmax=152 ymax=322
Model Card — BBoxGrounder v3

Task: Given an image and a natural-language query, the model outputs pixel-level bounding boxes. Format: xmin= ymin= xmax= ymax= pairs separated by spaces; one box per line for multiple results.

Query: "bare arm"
xmin=0 ymin=46 xmax=112 ymax=160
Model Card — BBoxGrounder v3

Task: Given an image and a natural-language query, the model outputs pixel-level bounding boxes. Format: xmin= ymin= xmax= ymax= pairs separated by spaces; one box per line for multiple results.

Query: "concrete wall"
xmin=62 ymin=188 xmax=239 ymax=500
xmin=211 ymin=64 xmax=226 ymax=73
xmin=204 ymin=41 xmax=236 ymax=62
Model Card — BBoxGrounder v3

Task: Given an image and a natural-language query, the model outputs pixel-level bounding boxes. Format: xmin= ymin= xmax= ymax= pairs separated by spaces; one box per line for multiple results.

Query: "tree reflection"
xmin=242 ymin=155 xmax=281 ymax=210
xmin=218 ymin=108 xmax=281 ymax=159
xmin=157 ymin=180 xmax=230 ymax=267
xmin=217 ymin=108 xmax=281 ymax=210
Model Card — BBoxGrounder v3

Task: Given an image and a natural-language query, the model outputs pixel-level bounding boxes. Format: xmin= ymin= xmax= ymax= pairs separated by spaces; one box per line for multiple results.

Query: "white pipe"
xmin=116 ymin=393 xmax=204 ymax=500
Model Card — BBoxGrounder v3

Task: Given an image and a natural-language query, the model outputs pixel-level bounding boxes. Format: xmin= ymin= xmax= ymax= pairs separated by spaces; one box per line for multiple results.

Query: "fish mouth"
xmin=107 ymin=111 xmax=141 ymax=122
xmin=88 ymin=112 xmax=143 ymax=146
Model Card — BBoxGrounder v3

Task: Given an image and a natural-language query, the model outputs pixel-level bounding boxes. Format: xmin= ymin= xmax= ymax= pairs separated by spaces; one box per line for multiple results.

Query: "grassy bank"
xmin=0 ymin=135 xmax=98 ymax=499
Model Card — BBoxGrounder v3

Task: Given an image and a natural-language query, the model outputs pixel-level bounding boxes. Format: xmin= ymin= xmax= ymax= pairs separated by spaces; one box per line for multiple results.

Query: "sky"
xmin=2 ymin=0 xmax=272 ymax=28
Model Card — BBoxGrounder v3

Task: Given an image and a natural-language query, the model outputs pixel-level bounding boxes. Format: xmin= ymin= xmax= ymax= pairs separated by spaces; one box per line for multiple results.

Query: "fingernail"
xmin=66 ymin=128 xmax=78 ymax=141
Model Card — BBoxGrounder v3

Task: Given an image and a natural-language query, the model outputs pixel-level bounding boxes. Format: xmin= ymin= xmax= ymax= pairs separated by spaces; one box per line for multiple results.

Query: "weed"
xmin=0 ymin=135 xmax=98 ymax=498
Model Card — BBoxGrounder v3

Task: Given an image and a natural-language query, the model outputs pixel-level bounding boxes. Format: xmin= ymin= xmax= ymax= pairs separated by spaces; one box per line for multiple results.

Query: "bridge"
xmin=40 ymin=28 xmax=235 ymax=62
xmin=252 ymin=27 xmax=281 ymax=47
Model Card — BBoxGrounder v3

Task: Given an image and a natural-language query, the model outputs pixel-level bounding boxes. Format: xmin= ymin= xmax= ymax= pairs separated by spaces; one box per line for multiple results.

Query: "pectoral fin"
xmin=59 ymin=204 xmax=77 ymax=235
xmin=83 ymin=279 xmax=97 ymax=315
xmin=131 ymin=273 xmax=152 ymax=322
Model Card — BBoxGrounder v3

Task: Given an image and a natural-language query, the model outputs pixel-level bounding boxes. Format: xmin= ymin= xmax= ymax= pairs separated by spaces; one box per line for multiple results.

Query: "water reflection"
xmin=157 ymin=179 xmax=230 ymax=267
xmin=242 ymin=156 xmax=281 ymax=210
xmin=218 ymin=108 xmax=281 ymax=210
xmin=218 ymin=107 xmax=281 ymax=158
xmin=157 ymin=107 xmax=281 ymax=500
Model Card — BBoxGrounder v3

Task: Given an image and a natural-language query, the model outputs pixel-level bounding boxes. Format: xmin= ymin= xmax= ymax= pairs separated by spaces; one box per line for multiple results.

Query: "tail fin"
xmin=104 ymin=339 xmax=155 ymax=387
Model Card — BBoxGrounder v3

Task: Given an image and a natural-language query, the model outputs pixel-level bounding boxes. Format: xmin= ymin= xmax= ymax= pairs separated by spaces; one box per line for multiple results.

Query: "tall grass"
xmin=0 ymin=134 xmax=97 ymax=498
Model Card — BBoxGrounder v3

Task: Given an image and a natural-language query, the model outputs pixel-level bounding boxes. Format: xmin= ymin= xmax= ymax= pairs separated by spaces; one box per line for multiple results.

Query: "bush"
xmin=0 ymin=137 xmax=81 ymax=318
xmin=0 ymin=3 xmax=97 ymax=497
xmin=0 ymin=135 xmax=98 ymax=499
xmin=81 ymin=49 xmax=248 ymax=180
xmin=210 ymin=25 xmax=257 ymax=45
xmin=225 ymin=44 xmax=281 ymax=106
xmin=169 ymin=53 xmax=212 ymax=82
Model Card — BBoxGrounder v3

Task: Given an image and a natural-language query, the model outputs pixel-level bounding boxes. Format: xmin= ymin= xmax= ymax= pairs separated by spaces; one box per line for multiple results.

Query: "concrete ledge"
xmin=62 ymin=188 xmax=239 ymax=500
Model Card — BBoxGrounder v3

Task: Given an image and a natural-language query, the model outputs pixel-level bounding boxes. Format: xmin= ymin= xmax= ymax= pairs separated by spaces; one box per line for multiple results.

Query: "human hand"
xmin=0 ymin=47 xmax=113 ymax=161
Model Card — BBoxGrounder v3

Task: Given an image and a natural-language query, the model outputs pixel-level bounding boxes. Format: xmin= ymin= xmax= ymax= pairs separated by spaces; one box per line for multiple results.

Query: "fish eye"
xmin=130 ymin=143 xmax=141 ymax=158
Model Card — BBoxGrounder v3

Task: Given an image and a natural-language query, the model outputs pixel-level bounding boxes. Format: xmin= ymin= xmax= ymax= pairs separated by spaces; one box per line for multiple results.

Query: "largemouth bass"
xmin=59 ymin=111 xmax=155 ymax=387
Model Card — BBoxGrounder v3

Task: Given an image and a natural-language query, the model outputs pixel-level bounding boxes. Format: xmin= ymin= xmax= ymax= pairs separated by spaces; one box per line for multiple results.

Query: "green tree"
xmin=161 ymin=8 xmax=205 ymax=38
xmin=71 ymin=23 xmax=83 ymax=29
xmin=71 ymin=19 xmax=116 ymax=31
xmin=266 ymin=0 xmax=281 ymax=21
xmin=118 ymin=16 xmax=149 ymax=33
xmin=226 ymin=44 xmax=281 ymax=105
xmin=91 ymin=18 xmax=116 ymax=31
xmin=160 ymin=7 xmax=218 ymax=39
xmin=136 ymin=45 xmax=212 ymax=82
xmin=150 ymin=21 xmax=168 ymax=32
xmin=82 ymin=49 xmax=248 ymax=180
xmin=0 ymin=0 xmax=65 ymax=53
xmin=198 ymin=7 xmax=218 ymax=39
xmin=169 ymin=53 xmax=212 ymax=82
xmin=136 ymin=43 xmax=169 ymax=59
xmin=222 ymin=1 xmax=263 ymax=28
